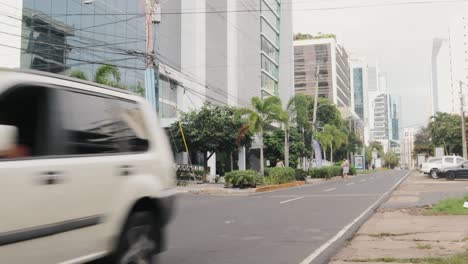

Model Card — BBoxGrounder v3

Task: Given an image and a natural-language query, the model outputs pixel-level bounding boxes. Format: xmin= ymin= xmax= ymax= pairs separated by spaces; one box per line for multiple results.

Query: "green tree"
xmin=413 ymin=126 xmax=433 ymax=158
xmin=330 ymin=126 xmax=347 ymax=163
xmin=384 ymin=151 xmax=399 ymax=169
xmin=169 ymin=104 xmax=252 ymax=170
xmin=264 ymin=129 xmax=308 ymax=168
xmin=316 ymin=125 xmax=333 ymax=161
xmin=294 ymin=32 xmax=314 ymax=40
xmin=67 ymin=65 xmax=127 ymax=89
xmin=369 ymin=141 xmax=384 ymax=157
xmin=287 ymin=94 xmax=314 ymax=166
xmin=234 ymin=96 xmax=284 ymax=175
xmin=94 ymin=64 xmax=122 ymax=87
xmin=134 ymin=81 xmax=144 ymax=97
xmin=68 ymin=69 xmax=88 ymax=80
xmin=428 ymin=112 xmax=463 ymax=155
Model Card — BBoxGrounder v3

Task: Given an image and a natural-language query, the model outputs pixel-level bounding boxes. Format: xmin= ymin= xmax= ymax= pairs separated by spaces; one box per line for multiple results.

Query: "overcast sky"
xmin=292 ymin=0 xmax=468 ymax=129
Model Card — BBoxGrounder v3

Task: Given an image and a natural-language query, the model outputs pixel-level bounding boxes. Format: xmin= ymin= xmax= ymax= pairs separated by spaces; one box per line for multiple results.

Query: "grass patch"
xmin=416 ymin=243 xmax=432 ymax=249
xmin=348 ymin=251 xmax=468 ymax=263
xmin=462 ymin=237 xmax=468 ymax=242
xmin=426 ymin=194 xmax=468 ymax=215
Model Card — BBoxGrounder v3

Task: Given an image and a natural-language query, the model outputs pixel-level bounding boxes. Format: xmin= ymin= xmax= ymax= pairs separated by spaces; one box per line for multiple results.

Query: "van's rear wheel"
xmin=116 ymin=211 xmax=159 ymax=264
xmin=430 ymin=169 xmax=438 ymax=179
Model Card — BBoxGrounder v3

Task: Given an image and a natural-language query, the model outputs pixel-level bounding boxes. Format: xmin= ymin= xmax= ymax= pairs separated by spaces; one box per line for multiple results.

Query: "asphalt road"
xmin=159 ymin=170 xmax=410 ymax=264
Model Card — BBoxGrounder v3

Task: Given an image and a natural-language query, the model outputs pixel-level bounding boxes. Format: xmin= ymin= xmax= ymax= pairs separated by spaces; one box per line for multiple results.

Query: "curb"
xmin=255 ymin=181 xmax=306 ymax=193
xmin=301 ymin=170 xmax=413 ymax=264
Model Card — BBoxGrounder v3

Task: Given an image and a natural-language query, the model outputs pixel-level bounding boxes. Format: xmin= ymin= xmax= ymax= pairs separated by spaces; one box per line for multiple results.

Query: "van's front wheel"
xmin=116 ymin=211 xmax=159 ymax=264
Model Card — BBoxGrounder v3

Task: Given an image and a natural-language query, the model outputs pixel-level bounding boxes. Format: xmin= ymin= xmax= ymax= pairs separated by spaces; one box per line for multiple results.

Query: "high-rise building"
xmin=350 ymin=58 xmax=370 ymax=144
xmin=431 ymin=38 xmax=452 ymax=114
xmin=372 ymin=94 xmax=389 ymax=141
xmin=294 ymin=38 xmax=352 ymax=110
xmin=388 ymin=95 xmax=401 ymax=141
xmin=448 ymin=15 xmax=468 ymax=114
xmin=401 ymin=128 xmax=417 ymax=168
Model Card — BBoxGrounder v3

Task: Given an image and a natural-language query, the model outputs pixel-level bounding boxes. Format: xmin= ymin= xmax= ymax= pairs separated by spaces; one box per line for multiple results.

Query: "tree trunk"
xmin=330 ymin=144 xmax=333 ymax=163
xmin=284 ymin=128 xmax=290 ymax=167
xmin=260 ymin=130 xmax=265 ymax=176
xmin=323 ymin=147 xmax=327 ymax=162
xmin=230 ymin=151 xmax=234 ymax=171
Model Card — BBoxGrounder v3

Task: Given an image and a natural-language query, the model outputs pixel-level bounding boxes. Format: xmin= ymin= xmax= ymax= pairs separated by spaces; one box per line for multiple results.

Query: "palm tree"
xmin=329 ymin=126 xmax=347 ymax=163
xmin=68 ymin=69 xmax=88 ymax=80
xmin=234 ymin=96 xmax=284 ymax=175
xmin=94 ymin=64 xmax=121 ymax=87
xmin=316 ymin=126 xmax=333 ymax=161
xmin=286 ymin=94 xmax=313 ymax=167
xmin=67 ymin=65 xmax=125 ymax=89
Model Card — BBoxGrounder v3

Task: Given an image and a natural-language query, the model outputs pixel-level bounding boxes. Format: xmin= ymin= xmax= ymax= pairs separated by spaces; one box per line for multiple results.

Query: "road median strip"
xmin=255 ymin=181 xmax=306 ymax=193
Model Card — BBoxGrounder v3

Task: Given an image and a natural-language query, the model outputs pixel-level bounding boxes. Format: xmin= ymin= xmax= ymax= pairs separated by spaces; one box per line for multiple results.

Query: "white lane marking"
xmin=346 ymin=182 xmax=355 ymax=186
xmin=360 ymin=179 xmax=367 ymax=182
xmin=323 ymin=187 xmax=336 ymax=192
xmin=59 ymin=251 xmax=108 ymax=264
xmin=298 ymin=171 xmax=411 ymax=264
xmin=270 ymin=194 xmax=383 ymax=198
xmin=280 ymin=196 xmax=305 ymax=204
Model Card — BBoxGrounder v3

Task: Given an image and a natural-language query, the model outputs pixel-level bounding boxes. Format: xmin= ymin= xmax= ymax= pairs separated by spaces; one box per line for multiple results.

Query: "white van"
xmin=0 ymin=68 xmax=176 ymax=264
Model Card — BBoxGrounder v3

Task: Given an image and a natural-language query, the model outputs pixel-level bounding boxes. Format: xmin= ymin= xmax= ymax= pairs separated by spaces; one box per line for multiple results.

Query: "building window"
xmin=261 ymin=72 xmax=277 ymax=94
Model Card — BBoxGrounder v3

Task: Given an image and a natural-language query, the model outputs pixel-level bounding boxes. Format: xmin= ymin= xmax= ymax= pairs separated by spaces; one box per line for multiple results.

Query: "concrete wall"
xmin=158 ymin=0 xmax=181 ymax=71
xmin=278 ymin=0 xmax=294 ymax=108
xmin=205 ymin=0 xmax=228 ymax=105
xmin=0 ymin=0 xmax=22 ymax=68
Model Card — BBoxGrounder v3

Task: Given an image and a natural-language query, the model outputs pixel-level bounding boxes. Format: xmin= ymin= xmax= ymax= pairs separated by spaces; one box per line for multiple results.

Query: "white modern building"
xmin=401 ymin=128 xmax=417 ymax=168
xmin=431 ymin=38 xmax=452 ymax=114
xmin=157 ymin=0 xmax=294 ymax=173
xmin=448 ymin=15 xmax=468 ymax=114
xmin=294 ymin=38 xmax=354 ymax=118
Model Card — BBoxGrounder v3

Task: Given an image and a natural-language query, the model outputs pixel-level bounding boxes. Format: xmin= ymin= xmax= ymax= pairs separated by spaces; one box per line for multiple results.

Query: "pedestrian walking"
xmin=341 ymin=159 xmax=350 ymax=180
xmin=276 ymin=159 xmax=285 ymax=167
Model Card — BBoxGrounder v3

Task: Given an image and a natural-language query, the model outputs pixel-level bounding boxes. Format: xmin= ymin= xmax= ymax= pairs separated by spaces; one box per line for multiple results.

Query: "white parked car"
xmin=0 ymin=68 xmax=176 ymax=264
xmin=421 ymin=156 xmax=465 ymax=178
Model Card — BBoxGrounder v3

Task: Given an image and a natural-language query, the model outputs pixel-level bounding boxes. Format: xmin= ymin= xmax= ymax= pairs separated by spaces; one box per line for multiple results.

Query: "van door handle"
xmin=119 ymin=165 xmax=134 ymax=176
xmin=39 ymin=171 xmax=63 ymax=185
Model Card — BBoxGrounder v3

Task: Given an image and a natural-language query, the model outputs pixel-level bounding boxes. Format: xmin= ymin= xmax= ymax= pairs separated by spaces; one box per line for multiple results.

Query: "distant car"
xmin=437 ymin=161 xmax=468 ymax=180
xmin=422 ymin=156 xmax=465 ymax=179
xmin=420 ymin=157 xmax=442 ymax=178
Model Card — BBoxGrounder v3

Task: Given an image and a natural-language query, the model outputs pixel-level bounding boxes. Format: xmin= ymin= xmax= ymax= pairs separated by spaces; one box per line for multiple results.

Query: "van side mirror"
xmin=0 ymin=125 xmax=18 ymax=153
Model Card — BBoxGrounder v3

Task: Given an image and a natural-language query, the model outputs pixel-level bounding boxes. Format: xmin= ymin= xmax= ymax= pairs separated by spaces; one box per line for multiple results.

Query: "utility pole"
xmin=144 ymin=0 xmax=161 ymax=113
xmin=311 ymin=66 xmax=320 ymax=166
xmin=312 ymin=66 xmax=320 ymax=134
xmin=460 ymin=81 xmax=468 ymax=159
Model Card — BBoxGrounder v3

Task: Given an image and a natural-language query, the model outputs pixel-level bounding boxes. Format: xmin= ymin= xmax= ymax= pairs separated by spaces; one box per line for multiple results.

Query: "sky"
xmin=292 ymin=0 xmax=468 ymax=129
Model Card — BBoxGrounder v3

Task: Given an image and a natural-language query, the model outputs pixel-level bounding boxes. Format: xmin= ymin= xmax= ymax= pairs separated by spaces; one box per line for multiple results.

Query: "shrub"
xmin=349 ymin=166 xmax=357 ymax=176
xmin=224 ymin=170 xmax=260 ymax=188
xmin=264 ymin=167 xmax=296 ymax=184
xmin=309 ymin=166 xmax=343 ymax=179
xmin=295 ymin=169 xmax=308 ymax=181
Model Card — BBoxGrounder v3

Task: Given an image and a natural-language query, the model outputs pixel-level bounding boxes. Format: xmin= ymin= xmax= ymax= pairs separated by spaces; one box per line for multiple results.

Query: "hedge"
xmin=263 ymin=167 xmax=297 ymax=185
xmin=309 ymin=166 xmax=357 ymax=179
xmin=224 ymin=170 xmax=260 ymax=188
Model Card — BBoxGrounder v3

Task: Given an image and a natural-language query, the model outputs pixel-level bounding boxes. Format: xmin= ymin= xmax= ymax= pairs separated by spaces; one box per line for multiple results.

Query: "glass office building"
xmin=19 ymin=0 xmax=146 ymax=90
xmin=260 ymin=0 xmax=280 ymax=96
xmin=353 ymin=68 xmax=365 ymax=120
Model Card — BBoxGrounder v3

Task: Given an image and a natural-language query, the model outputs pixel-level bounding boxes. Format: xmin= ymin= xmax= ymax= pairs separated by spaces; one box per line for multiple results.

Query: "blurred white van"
xmin=0 ymin=68 xmax=176 ymax=264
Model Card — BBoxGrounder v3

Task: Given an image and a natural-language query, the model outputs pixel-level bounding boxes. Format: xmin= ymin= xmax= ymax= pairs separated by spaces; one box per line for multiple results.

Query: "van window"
xmin=0 ymin=86 xmax=56 ymax=159
xmin=58 ymin=90 xmax=148 ymax=155
xmin=456 ymin=158 xmax=465 ymax=164
xmin=445 ymin=157 xmax=454 ymax=163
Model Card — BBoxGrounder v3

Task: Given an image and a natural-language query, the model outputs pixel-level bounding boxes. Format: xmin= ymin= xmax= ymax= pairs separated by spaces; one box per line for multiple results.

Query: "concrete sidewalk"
xmin=330 ymin=171 xmax=468 ymax=264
